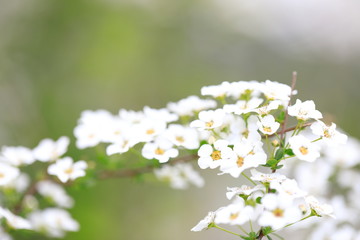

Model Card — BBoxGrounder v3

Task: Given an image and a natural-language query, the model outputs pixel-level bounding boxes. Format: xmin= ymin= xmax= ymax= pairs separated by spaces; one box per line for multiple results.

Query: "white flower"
xmin=250 ymin=169 xmax=287 ymax=183
xmin=226 ymin=185 xmax=265 ymax=200
xmin=154 ymin=163 xmax=204 ymax=189
xmin=223 ymin=98 xmax=263 ymax=115
xmin=47 ymin=157 xmax=87 ymax=183
xmin=220 ymin=140 xmax=267 ymax=178
xmin=305 ymin=196 xmax=334 ymax=218
xmin=289 ymin=135 xmax=320 ymax=162
xmin=257 ymin=115 xmax=280 ymax=135
xmin=201 ymin=82 xmax=231 ymax=98
xmin=260 ymin=80 xmax=294 ymax=102
xmin=258 ymin=193 xmax=302 ymax=230
xmin=323 ymin=136 xmax=360 ymax=168
xmin=288 ymin=99 xmax=322 ymax=121
xmin=197 ymin=140 xmax=234 ymax=169
xmin=164 ymin=124 xmax=200 ymax=149
xmin=270 ymin=178 xmax=307 ymax=200
xmin=143 ymin=106 xmax=178 ymax=123
xmin=310 ymin=121 xmax=347 ymax=145
xmin=3 ymin=173 xmax=30 ymax=193
xmin=29 ymin=208 xmax=79 ymax=238
xmin=33 ymin=136 xmax=70 ymax=162
xmin=0 ymin=207 xmax=32 ymax=230
xmin=0 ymin=162 xmax=20 ymax=186
xmin=227 ymin=115 xmax=261 ymax=144
xmin=167 ymin=95 xmax=217 ymax=117
xmin=227 ymin=81 xmax=262 ymax=99
xmin=252 ymin=100 xmax=281 ymax=116
xmin=215 ymin=199 xmax=254 ymax=225
xmin=0 ymin=146 xmax=34 ymax=166
xmin=142 ymin=139 xmax=179 ymax=163
xmin=74 ymin=110 xmax=114 ymax=149
xmin=190 ymin=109 xmax=226 ymax=130
xmin=135 ymin=119 xmax=167 ymax=143
xmin=191 ymin=211 xmax=216 ymax=232
xmin=36 ymin=180 xmax=74 ymax=208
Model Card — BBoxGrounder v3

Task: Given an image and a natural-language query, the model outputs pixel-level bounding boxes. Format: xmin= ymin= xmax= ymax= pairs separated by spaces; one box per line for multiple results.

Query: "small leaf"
xmin=284 ymin=148 xmax=295 ymax=156
xmin=276 ymin=111 xmax=286 ymax=123
xmin=274 ymin=148 xmax=285 ymax=160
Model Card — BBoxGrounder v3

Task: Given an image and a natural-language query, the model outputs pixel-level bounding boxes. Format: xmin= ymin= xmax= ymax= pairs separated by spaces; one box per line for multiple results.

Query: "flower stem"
xmin=241 ymin=172 xmax=256 ymax=186
xmin=214 ymin=224 xmax=242 ymax=237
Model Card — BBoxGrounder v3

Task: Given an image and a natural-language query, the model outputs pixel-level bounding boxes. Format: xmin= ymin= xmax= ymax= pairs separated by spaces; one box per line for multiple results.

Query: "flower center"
xmin=263 ymin=126 xmax=272 ymax=133
xmin=237 ymin=157 xmax=245 ymax=167
xmin=155 ymin=148 xmax=165 ymax=155
xmin=299 ymin=146 xmax=308 ymax=155
xmin=175 ymin=136 xmax=185 ymax=143
xmin=272 ymin=208 xmax=284 ymax=217
xmin=230 ymin=212 xmax=239 ymax=220
xmin=323 ymin=129 xmax=331 ymax=138
xmin=146 ymin=129 xmax=155 ymax=135
xmin=0 ymin=173 xmax=4 ymax=179
xmin=205 ymin=121 xmax=214 ymax=128
xmin=211 ymin=151 xmax=221 ymax=160
xmin=64 ymin=168 xmax=74 ymax=175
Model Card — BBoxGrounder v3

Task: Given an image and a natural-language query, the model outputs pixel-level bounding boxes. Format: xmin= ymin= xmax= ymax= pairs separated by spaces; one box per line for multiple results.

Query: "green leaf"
xmin=262 ymin=227 xmax=273 ymax=235
xmin=256 ymin=196 xmax=262 ymax=204
xmin=285 ymin=148 xmax=295 ymax=156
xmin=276 ymin=111 xmax=286 ymax=123
xmin=267 ymin=236 xmax=273 ymax=240
xmin=266 ymin=159 xmax=278 ymax=168
xmin=274 ymin=148 xmax=285 ymax=160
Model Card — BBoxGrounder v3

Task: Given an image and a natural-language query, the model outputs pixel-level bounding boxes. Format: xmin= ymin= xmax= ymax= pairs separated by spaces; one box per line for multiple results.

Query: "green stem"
xmin=271 ymin=233 xmax=285 ymax=240
xmin=241 ymin=172 xmax=257 ymax=186
xmin=271 ymin=214 xmax=313 ymax=233
xmin=214 ymin=224 xmax=242 ymax=237
xmin=238 ymin=225 xmax=249 ymax=235
xmin=311 ymin=137 xmax=322 ymax=143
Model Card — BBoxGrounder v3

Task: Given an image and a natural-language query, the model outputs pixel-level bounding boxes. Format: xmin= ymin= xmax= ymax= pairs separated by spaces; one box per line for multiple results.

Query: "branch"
xmin=97 ymin=154 xmax=198 ymax=180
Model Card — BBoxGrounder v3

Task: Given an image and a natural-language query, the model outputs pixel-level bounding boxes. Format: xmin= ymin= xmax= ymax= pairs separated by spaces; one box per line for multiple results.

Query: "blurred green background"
xmin=1 ymin=0 xmax=360 ymax=239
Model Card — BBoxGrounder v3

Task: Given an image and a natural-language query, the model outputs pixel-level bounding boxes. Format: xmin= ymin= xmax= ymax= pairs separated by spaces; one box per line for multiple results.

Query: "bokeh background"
xmin=1 ymin=0 xmax=360 ymax=239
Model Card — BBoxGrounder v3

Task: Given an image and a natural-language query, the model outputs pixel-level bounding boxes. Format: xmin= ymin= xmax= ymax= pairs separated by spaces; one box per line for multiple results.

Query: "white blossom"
xmin=29 ymin=208 xmax=79 ymax=237
xmin=288 ymin=99 xmax=322 ymax=121
xmin=257 ymin=115 xmax=280 ymax=135
xmin=48 ymin=157 xmax=87 ymax=183
xmin=190 ymin=109 xmax=226 ymax=130
xmin=289 ymin=135 xmax=320 ymax=162
xmin=33 ymin=136 xmax=70 ymax=162
xmin=0 ymin=146 xmax=34 ymax=166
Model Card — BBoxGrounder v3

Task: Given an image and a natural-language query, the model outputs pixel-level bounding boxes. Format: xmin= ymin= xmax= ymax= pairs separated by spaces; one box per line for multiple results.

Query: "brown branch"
xmin=97 ymin=154 xmax=198 ymax=180
xmin=280 ymin=72 xmax=297 ymax=141
xmin=263 ymin=122 xmax=313 ymax=139
xmin=13 ymin=181 xmax=38 ymax=215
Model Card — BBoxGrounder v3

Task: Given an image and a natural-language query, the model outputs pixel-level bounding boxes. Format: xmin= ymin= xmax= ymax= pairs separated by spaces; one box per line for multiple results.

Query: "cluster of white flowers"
xmin=0 ymin=137 xmax=85 ymax=238
xmin=0 ymin=78 xmax=357 ymax=240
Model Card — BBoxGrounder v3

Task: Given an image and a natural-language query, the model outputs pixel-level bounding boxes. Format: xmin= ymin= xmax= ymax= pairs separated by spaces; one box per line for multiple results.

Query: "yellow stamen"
xmin=175 ymin=136 xmax=185 ymax=143
xmin=272 ymin=208 xmax=284 ymax=217
xmin=211 ymin=151 xmax=221 ymax=161
xmin=237 ymin=157 xmax=245 ymax=167
xmin=263 ymin=126 xmax=272 ymax=133
xmin=299 ymin=146 xmax=308 ymax=155
xmin=146 ymin=129 xmax=155 ymax=135
xmin=155 ymin=148 xmax=165 ymax=155
xmin=205 ymin=121 xmax=214 ymax=128
xmin=230 ymin=212 xmax=239 ymax=220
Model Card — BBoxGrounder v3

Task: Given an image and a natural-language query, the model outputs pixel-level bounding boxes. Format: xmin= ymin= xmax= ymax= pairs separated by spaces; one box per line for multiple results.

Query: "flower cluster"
xmin=0 ymin=137 xmax=86 ymax=238
xmin=0 ymin=78 xmax=357 ymax=240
